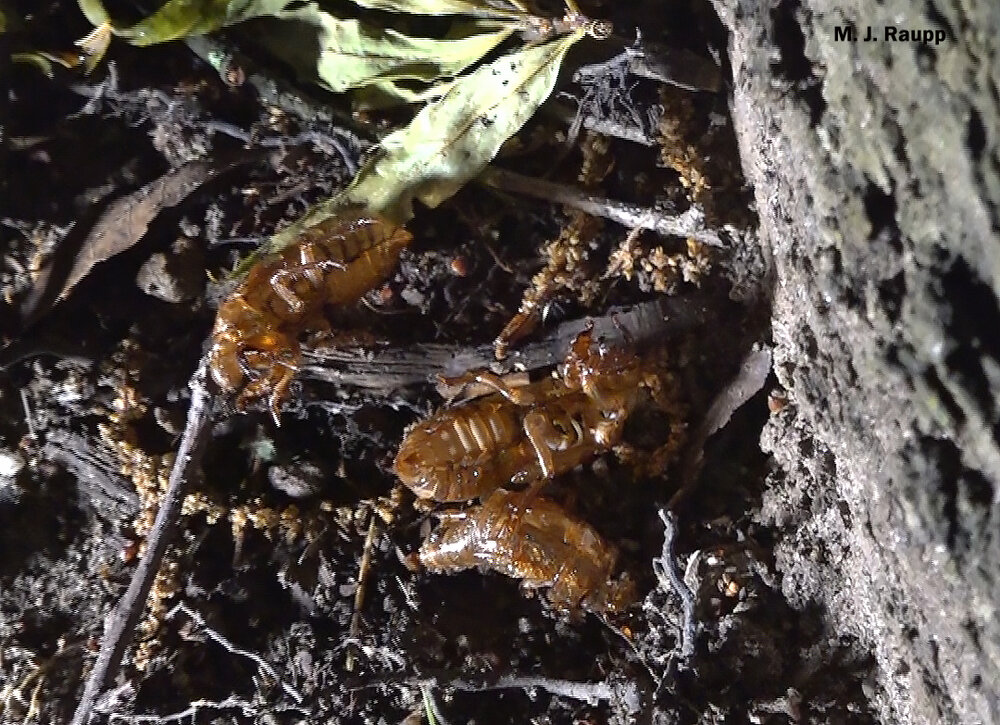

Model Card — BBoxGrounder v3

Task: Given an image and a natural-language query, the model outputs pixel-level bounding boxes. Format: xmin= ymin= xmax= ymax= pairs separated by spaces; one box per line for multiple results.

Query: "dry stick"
xmin=653 ymin=509 xmax=697 ymax=658
xmin=72 ymin=357 xmax=215 ymax=725
xmin=350 ymin=674 xmax=628 ymax=708
xmin=348 ymin=670 xmax=640 ymax=712
xmin=106 ymin=696 xmax=258 ymax=724
xmin=203 ymin=121 xmax=359 ymax=176
xmin=345 ymin=515 xmax=378 ymax=673
xmin=299 ymin=297 xmax=714 ymax=392
xmin=19 ymin=388 xmax=35 ymax=438
xmin=543 ymin=100 xmax=657 ymax=146
xmin=416 ymin=674 xmax=639 ymax=712
xmin=478 ymin=166 xmax=724 ymax=247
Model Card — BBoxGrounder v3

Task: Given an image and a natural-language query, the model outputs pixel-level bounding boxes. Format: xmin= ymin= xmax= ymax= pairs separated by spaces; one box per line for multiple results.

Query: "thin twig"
xmin=478 ymin=166 xmax=724 ymax=246
xmin=19 ymin=388 xmax=35 ymax=438
xmin=107 ymin=695 xmax=259 ymax=723
xmin=420 ymin=684 xmax=452 ymax=725
xmin=543 ymin=100 xmax=657 ymax=146
xmin=346 ymin=515 xmax=378 ymax=672
xmin=353 ymin=672 xmax=639 ymax=712
xmin=72 ymin=356 xmax=215 ymax=725
xmin=653 ymin=509 xmax=697 ymax=658
xmin=427 ymin=674 xmax=638 ymax=712
xmin=167 ymin=602 xmax=303 ymax=703
xmin=203 ymin=122 xmax=359 ymax=175
xmin=574 ymin=44 xmax=722 ymax=93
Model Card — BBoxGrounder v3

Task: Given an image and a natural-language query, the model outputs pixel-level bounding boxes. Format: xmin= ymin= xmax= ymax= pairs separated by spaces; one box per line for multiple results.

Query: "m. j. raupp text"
xmin=834 ymin=25 xmax=948 ymax=44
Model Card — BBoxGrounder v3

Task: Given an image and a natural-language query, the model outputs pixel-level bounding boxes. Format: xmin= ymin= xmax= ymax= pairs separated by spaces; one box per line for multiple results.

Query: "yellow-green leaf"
xmin=251 ymin=7 xmax=515 ymax=93
xmin=77 ymin=0 xmax=109 ymax=28
xmin=358 ymin=30 xmax=584 ymax=215
xmin=269 ymin=30 xmax=584 ymax=251
xmin=11 ymin=52 xmax=56 ymax=76
xmin=76 ymin=0 xmax=294 ymax=46
xmin=350 ymin=77 xmax=456 ymax=110
xmin=345 ymin=0 xmax=526 ymax=20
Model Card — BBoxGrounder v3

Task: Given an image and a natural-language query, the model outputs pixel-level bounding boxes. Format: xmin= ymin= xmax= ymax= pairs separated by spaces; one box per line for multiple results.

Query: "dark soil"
xmin=1 ymin=0 xmax=996 ymax=724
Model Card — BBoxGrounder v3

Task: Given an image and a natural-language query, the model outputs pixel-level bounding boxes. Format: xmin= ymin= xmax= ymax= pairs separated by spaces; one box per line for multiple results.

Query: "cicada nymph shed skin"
xmin=393 ymin=327 xmax=648 ymax=503
xmin=417 ymin=488 xmax=636 ymax=615
xmin=209 ymin=212 xmax=412 ymax=422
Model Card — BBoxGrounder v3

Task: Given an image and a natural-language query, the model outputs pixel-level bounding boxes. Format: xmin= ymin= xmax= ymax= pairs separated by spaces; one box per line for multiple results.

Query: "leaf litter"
xmin=0 ymin=0 xmax=874 ymax=723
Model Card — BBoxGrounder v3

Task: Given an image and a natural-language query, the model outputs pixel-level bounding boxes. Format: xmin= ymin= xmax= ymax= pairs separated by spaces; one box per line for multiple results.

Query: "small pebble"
xmin=269 ymin=460 xmax=325 ymax=499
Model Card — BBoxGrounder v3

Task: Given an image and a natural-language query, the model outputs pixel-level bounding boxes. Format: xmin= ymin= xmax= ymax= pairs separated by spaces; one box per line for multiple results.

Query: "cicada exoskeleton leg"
xmin=437 ymin=369 xmax=538 ymax=406
xmin=269 ymin=242 xmax=347 ymax=315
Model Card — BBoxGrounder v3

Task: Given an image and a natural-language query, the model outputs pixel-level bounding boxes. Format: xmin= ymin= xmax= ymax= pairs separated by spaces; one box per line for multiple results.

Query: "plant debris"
xmin=0 ymin=1 xmax=878 ymax=724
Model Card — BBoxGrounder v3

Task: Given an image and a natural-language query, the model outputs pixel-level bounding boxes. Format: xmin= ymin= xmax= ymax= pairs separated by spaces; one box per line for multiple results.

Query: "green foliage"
xmin=269 ymin=29 xmax=585 ymax=242
xmin=76 ymin=0 xmax=292 ymax=45
xmin=347 ymin=0 xmax=526 ymax=19
xmin=74 ymin=0 xmax=606 ymax=258
xmin=249 ymin=12 xmax=516 ymax=96
xmin=2 ymin=2 xmax=84 ymax=76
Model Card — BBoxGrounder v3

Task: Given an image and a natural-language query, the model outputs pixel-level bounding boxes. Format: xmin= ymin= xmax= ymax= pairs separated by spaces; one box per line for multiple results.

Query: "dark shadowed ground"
xmin=1 ymin=0 xmax=996 ymax=723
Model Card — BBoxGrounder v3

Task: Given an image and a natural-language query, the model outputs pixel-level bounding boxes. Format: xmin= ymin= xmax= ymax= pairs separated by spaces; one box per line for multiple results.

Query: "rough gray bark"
xmin=712 ymin=1 xmax=1000 ymax=723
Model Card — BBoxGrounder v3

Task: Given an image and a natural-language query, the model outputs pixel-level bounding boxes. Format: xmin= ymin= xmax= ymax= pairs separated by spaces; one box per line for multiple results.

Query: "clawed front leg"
xmin=234 ymin=340 xmax=301 ymax=425
xmin=438 ymin=369 xmax=538 ymax=405
xmin=591 ymin=411 xmax=628 ymax=447
xmin=521 ymin=409 xmax=571 ymax=478
xmin=270 ymin=242 xmax=347 ymax=314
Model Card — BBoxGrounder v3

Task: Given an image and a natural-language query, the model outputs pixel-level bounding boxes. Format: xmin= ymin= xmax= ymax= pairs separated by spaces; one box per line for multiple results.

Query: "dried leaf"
xmin=670 ymin=345 xmax=773 ymax=508
xmin=345 ymin=0 xmax=526 ymax=20
xmin=23 ymin=154 xmax=258 ymax=323
xmin=252 ymin=9 xmax=516 ymax=93
xmin=269 ymin=31 xmax=584 ymax=252
xmin=76 ymin=0 xmax=294 ymax=46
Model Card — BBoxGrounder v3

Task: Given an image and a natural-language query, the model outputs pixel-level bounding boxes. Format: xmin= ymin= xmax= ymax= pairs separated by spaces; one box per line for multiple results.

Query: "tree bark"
xmin=713 ymin=0 xmax=1000 ymax=722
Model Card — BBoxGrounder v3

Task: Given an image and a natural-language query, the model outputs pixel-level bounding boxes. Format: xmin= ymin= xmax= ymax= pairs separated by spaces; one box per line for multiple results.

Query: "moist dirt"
xmin=3 ymin=0 xmax=996 ymax=723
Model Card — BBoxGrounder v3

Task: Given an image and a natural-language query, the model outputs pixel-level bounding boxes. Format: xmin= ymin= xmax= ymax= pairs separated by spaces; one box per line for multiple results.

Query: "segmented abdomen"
xmin=418 ymin=489 xmax=635 ymax=614
xmin=394 ymin=398 xmax=535 ymax=502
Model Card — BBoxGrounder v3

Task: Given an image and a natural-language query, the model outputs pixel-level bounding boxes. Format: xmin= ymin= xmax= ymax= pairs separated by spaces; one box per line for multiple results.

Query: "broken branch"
xmin=72 ymin=357 xmax=215 ymax=725
xmin=299 ymin=297 xmax=713 ymax=392
xmin=478 ymin=166 xmax=724 ymax=246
